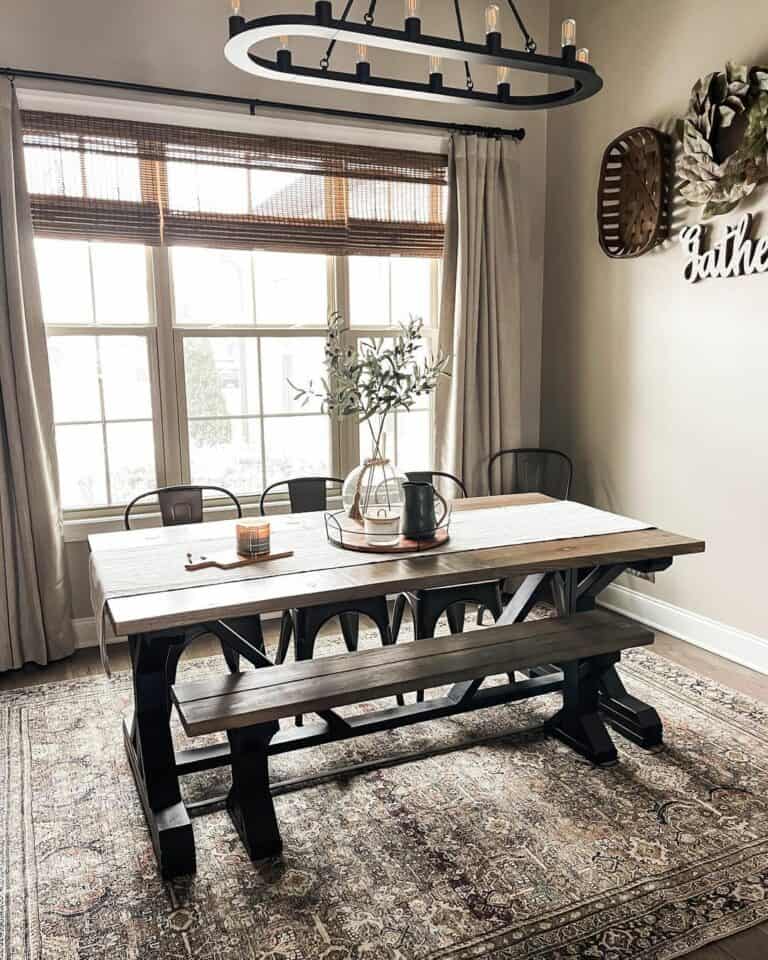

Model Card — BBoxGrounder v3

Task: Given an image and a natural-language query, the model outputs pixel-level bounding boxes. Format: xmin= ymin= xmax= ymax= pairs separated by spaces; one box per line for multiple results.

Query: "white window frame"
xmin=46 ymin=244 xmax=440 ymax=523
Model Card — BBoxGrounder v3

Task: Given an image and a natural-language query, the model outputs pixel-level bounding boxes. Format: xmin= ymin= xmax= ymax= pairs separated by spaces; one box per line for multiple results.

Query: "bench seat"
xmin=173 ymin=609 xmax=652 ymax=736
xmin=172 ymin=609 xmax=653 ymax=863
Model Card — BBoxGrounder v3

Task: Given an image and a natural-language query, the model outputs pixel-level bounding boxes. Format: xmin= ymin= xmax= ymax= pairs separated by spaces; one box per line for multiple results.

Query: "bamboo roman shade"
xmin=21 ymin=111 xmax=447 ymax=256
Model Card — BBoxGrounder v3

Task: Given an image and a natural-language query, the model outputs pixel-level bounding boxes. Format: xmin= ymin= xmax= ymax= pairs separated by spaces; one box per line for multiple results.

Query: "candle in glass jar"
xmin=236 ymin=521 xmax=270 ymax=557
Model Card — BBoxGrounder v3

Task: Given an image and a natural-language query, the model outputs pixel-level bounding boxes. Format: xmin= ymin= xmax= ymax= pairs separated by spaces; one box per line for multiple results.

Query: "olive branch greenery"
xmin=289 ymin=311 xmax=451 ymax=461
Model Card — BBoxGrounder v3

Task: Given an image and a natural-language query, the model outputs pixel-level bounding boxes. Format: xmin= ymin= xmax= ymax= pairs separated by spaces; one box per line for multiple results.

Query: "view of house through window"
xmin=34 ymin=237 xmax=439 ymax=512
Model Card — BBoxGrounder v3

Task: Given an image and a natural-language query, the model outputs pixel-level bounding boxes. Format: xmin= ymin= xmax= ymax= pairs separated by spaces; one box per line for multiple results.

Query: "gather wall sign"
xmin=680 ymin=213 xmax=768 ymax=283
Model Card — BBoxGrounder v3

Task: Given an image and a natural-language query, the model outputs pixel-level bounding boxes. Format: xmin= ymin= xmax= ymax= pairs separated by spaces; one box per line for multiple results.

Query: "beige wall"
xmin=542 ymin=0 xmax=768 ymax=640
xmin=0 ymin=0 xmax=551 ymax=622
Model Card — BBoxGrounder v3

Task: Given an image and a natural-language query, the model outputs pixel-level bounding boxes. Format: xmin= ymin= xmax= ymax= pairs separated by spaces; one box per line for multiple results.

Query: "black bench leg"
xmin=598 ymin=663 xmax=663 ymax=748
xmin=227 ymin=721 xmax=282 ymax=861
xmin=550 ymin=655 xmax=618 ymax=767
xmin=551 ymin=566 xmax=664 ymax=749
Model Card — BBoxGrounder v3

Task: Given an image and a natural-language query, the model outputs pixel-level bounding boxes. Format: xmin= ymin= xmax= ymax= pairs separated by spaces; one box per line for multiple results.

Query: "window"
xmin=34 ymin=236 xmax=439 ymax=512
xmin=351 ymin=257 xmax=437 ymax=470
xmin=38 ymin=238 xmax=159 ymax=510
xmin=25 ymin=112 xmax=445 ymax=514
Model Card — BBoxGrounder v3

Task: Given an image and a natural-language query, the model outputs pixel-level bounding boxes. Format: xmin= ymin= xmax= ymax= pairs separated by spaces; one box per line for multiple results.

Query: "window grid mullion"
xmin=92 ymin=335 xmax=113 ymax=505
xmin=248 ymin=250 xmax=268 ymax=493
xmin=152 ymin=246 xmax=183 ymax=488
xmin=86 ymin=244 xmax=114 ymax=503
xmin=256 ymin=338 xmax=268 ymax=494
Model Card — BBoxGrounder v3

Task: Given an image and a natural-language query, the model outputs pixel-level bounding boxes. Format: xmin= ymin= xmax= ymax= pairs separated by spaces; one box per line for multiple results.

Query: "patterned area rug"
xmin=2 ymin=624 xmax=768 ymax=960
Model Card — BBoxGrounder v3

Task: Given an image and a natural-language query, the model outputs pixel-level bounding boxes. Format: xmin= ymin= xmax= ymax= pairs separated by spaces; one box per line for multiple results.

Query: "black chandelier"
xmin=225 ymin=1 xmax=602 ymax=112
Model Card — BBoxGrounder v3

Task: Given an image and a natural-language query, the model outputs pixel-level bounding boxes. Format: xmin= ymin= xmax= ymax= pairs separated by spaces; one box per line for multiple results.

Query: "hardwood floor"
xmin=1 ymin=623 xmax=766 ymax=958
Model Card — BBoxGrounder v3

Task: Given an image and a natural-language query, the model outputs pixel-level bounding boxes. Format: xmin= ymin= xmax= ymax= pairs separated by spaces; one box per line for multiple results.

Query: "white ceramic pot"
xmin=362 ymin=508 xmax=401 ymax=547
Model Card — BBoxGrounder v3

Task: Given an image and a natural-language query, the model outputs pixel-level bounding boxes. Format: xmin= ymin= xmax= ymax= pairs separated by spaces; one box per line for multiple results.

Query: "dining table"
xmin=89 ymin=493 xmax=705 ymax=874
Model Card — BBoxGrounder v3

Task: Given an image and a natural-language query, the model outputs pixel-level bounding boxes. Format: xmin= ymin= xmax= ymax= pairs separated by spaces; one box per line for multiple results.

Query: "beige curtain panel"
xmin=0 ymin=80 xmax=74 ymax=669
xmin=21 ymin=111 xmax=447 ymax=257
xmin=435 ymin=134 xmax=522 ymax=495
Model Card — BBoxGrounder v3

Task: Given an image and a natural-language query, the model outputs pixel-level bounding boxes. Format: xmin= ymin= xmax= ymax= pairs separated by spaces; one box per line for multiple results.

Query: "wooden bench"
xmin=172 ymin=609 xmax=653 ymax=863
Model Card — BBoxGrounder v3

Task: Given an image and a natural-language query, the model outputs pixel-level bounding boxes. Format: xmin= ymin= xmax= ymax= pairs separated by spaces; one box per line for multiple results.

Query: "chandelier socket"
xmin=315 ymin=0 xmax=333 ymax=26
xmin=429 ymin=71 xmax=443 ymax=91
xmin=404 ymin=17 xmax=421 ymax=40
xmin=486 ymin=31 xmax=502 ymax=55
xmin=276 ymin=48 xmax=292 ymax=69
xmin=356 ymin=61 xmax=371 ymax=81
xmin=229 ymin=14 xmax=246 ymax=35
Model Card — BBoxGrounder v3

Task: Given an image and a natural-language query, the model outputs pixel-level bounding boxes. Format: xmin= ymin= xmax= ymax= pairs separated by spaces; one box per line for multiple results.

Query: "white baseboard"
xmin=599 ymin=584 xmax=768 ymax=676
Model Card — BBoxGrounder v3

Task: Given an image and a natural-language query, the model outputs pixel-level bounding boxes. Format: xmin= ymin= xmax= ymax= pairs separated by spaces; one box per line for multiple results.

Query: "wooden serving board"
xmin=184 ymin=550 xmax=294 ymax=572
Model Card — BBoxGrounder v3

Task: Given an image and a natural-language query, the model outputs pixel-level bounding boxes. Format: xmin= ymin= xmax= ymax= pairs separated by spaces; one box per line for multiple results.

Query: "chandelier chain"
xmin=451 ymin=0 xmax=474 ymax=90
xmin=364 ymin=0 xmax=377 ymax=25
xmin=507 ymin=0 xmax=537 ymax=53
xmin=321 ymin=0 xmax=356 ymax=70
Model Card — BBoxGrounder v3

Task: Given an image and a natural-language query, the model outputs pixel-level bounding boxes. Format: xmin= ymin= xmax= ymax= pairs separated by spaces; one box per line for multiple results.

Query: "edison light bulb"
xmin=279 ymin=35 xmax=288 ymax=50
xmin=576 ymin=47 xmax=589 ymax=63
xmin=356 ymin=43 xmax=369 ymax=63
xmin=497 ymin=65 xmax=509 ymax=84
xmin=429 ymin=55 xmax=442 ymax=74
xmin=230 ymin=0 xmax=241 ymax=13
xmin=485 ymin=2 xmax=500 ymax=34
xmin=561 ymin=18 xmax=576 ymax=47
xmin=405 ymin=0 xmax=419 ymax=17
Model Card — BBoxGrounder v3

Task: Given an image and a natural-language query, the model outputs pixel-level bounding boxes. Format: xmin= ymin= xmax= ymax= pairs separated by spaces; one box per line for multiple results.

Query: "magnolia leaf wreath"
xmin=678 ymin=61 xmax=768 ymax=218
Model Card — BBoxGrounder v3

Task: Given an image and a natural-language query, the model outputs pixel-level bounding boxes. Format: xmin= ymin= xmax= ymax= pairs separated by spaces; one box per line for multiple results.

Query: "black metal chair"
xmin=259 ymin=476 xmax=342 ymax=517
xmin=261 ymin=476 xmax=402 ymax=720
xmin=401 ymin=470 xmax=468 ymax=499
xmin=123 ymin=484 xmax=257 ymax=676
xmin=487 ymin=448 xmax=573 ymax=499
xmin=391 ymin=471 xmax=504 ymax=702
xmin=479 ymin=448 xmax=574 ymax=624
xmin=124 ymin=484 xmax=243 ymax=529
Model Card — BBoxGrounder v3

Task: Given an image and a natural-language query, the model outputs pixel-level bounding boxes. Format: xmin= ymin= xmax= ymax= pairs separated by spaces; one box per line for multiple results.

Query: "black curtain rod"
xmin=0 ymin=66 xmax=525 ymax=141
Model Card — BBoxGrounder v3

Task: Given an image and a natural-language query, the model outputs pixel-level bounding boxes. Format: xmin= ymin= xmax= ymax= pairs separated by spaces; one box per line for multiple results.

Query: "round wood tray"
xmin=324 ymin=511 xmax=450 ymax=553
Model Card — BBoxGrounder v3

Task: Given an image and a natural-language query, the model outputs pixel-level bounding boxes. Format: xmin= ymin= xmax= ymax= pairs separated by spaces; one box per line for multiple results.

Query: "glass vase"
xmin=342 ymin=427 xmax=404 ymax=524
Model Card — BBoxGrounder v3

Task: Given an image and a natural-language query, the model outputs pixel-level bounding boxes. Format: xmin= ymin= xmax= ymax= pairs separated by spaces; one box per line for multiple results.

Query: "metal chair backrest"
xmin=405 ymin=470 xmax=468 ymax=499
xmin=259 ymin=477 xmax=344 ymax=516
xmin=487 ymin=448 xmax=573 ymax=500
xmin=124 ymin=484 xmax=242 ymax=530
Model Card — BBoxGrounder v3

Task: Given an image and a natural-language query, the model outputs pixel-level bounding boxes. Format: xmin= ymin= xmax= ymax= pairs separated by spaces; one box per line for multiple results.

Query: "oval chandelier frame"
xmin=226 ymin=1 xmax=603 ymax=111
